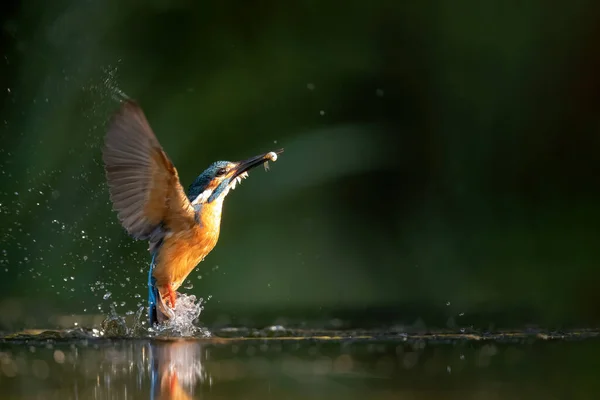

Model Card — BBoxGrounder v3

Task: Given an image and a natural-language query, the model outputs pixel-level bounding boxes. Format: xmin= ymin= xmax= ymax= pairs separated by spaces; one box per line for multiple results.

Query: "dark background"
xmin=0 ymin=0 xmax=599 ymax=332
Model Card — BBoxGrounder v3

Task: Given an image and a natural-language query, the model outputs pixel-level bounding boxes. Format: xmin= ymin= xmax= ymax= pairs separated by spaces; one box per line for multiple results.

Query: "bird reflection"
xmin=148 ymin=340 xmax=207 ymax=400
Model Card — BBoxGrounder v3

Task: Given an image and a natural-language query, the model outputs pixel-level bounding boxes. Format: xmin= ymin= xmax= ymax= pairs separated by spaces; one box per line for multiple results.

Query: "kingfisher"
xmin=102 ymin=100 xmax=282 ymax=326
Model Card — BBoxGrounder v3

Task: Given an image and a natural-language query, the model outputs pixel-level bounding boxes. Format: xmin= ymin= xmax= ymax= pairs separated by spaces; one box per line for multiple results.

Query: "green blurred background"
xmin=0 ymin=0 xmax=599 ymax=332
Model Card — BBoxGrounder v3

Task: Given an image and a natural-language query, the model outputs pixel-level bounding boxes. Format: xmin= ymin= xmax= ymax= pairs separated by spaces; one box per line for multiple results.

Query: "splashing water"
xmin=101 ymin=304 xmax=145 ymax=337
xmin=151 ymin=293 xmax=210 ymax=338
xmin=99 ymin=294 xmax=210 ymax=338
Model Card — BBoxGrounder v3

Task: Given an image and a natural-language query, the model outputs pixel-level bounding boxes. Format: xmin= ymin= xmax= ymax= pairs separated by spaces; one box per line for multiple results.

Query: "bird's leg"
xmin=156 ymin=285 xmax=176 ymax=321
xmin=167 ymin=286 xmax=177 ymax=309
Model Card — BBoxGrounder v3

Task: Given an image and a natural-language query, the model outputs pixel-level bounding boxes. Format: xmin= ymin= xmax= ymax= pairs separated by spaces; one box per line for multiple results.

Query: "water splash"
xmin=101 ymin=304 xmax=145 ymax=337
xmin=84 ymin=62 xmax=129 ymax=105
xmin=96 ymin=292 xmax=210 ymax=338
xmin=151 ymin=293 xmax=210 ymax=338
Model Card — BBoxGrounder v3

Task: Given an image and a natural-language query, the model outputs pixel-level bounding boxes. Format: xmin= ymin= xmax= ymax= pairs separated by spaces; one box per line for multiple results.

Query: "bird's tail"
xmin=148 ymin=253 xmax=159 ymax=326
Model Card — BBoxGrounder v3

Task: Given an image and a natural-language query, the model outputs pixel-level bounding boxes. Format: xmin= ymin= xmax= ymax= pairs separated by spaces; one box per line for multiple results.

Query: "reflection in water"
xmin=149 ymin=341 xmax=207 ymax=400
xmin=1 ymin=332 xmax=600 ymax=399
xmin=0 ymin=338 xmax=211 ymax=400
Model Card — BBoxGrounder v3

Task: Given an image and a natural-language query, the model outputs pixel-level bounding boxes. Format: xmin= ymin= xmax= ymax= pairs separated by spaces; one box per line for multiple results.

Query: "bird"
xmin=102 ymin=100 xmax=282 ymax=326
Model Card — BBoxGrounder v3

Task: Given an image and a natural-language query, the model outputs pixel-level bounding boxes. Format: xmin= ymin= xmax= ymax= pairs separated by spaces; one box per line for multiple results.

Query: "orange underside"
xmin=152 ymin=200 xmax=222 ymax=310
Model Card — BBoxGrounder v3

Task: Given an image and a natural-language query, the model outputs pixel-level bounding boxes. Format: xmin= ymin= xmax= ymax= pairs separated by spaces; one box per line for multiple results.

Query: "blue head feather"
xmin=187 ymin=161 xmax=231 ymax=202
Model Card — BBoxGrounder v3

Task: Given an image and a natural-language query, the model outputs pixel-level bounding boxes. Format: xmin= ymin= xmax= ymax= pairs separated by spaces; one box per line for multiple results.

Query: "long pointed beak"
xmin=230 ymin=149 xmax=283 ymax=179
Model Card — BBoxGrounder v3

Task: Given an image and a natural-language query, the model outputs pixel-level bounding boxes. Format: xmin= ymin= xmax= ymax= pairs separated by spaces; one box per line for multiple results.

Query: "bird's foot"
xmin=155 ymin=287 xmax=180 ymax=323
xmin=167 ymin=286 xmax=177 ymax=310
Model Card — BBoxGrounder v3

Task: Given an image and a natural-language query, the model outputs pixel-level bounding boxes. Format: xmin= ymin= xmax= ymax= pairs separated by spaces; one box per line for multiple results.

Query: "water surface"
xmin=1 ymin=329 xmax=598 ymax=399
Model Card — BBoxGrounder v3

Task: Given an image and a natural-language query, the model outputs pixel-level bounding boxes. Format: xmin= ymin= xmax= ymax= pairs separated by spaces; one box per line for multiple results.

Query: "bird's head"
xmin=188 ymin=150 xmax=283 ymax=205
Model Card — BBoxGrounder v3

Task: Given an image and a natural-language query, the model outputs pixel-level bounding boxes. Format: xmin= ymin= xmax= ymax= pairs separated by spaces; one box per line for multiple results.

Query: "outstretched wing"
xmin=102 ymin=100 xmax=196 ymax=249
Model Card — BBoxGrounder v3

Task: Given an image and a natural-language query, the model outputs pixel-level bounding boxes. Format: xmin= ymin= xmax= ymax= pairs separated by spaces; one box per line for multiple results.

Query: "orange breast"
xmin=152 ymin=200 xmax=224 ymax=293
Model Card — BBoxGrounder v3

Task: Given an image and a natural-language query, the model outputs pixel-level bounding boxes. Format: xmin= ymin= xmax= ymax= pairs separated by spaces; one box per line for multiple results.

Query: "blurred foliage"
xmin=0 ymin=0 xmax=599 ymax=331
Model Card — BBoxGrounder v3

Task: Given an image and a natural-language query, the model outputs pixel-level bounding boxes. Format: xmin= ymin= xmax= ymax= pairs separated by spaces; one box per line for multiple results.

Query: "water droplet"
xmin=103 ymin=292 xmax=112 ymax=300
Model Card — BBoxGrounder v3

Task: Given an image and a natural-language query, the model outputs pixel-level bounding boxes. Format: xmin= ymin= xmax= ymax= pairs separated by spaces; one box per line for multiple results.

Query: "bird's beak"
xmin=229 ymin=149 xmax=284 ymax=180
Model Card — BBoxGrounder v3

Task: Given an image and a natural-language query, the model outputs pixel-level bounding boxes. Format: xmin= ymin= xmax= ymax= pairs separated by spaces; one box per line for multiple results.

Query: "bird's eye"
xmin=216 ymin=168 xmax=227 ymax=177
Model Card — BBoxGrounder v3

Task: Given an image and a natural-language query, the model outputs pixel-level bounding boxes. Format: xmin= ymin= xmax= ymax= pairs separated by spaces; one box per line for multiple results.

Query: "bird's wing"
xmin=102 ymin=100 xmax=196 ymax=245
